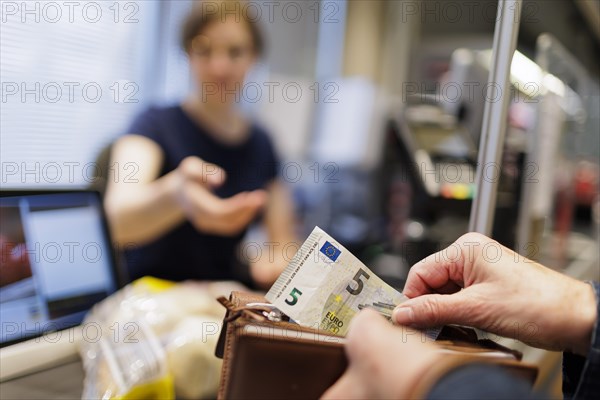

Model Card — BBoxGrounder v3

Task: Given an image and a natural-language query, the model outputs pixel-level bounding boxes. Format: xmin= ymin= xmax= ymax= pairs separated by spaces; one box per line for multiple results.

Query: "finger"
xmin=222 ymin=190 xmax=267 ymax=215
xmin=344 ymin=309 xmax=393 ymax=361
xmin=403 ymin=257 xmax=458 ymax=298
xmin=186 ymin=189 xmax=260 ymax=220
xmin=185 ymin=186 xmax=252 ymax=232
xmin=206 ymin=191 xmax=267 ymax=233
xmin=340 ymin=309 xmax=434 ymax=399
xmin=435 ymin=280 xmax=463 ymax=295
xmin=240 ymin=189 xmax=268 ymax=208
xmin=403 ymin=244 xmax=469 ymax=298
xmin=179 ymin=156 xmax=226 ymax=187
xmin=393 ymin=291 xmax=475 ymax=328
xmin=184 ymin=181 xmax=220 ymax=213
xmin=321 ymin=310 xmax=390 ymax=400
xmin=185 ymin=188 xmax=268 ymax=235
xmin=403 ymin=233 xmax=493 ymax=298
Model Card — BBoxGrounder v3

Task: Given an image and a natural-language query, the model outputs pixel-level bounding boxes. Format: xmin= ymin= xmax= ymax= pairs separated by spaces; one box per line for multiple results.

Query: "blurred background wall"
xmin=2 ymin=0 xmax=598 ymax=184
xmin=2 ymin=1 xmax=599 ymax=394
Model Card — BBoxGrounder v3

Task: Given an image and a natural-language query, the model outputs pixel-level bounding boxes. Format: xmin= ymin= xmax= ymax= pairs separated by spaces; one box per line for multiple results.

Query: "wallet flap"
xmin=215 ymin=291 xmax=268 ymax=358
xmin=215 ymin=292 xmax=341 ymax=358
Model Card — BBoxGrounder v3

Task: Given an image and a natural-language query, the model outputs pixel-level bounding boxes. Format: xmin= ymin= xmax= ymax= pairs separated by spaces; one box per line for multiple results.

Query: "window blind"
xmin=1 ymin=0 xmax=158 ymax=187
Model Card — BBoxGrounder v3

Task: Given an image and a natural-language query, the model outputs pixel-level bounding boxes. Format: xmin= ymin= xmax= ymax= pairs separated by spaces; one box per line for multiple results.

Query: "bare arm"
xmin=249 ymin=179 xmax=298 ymax=288
xmin=104 ymin=135 xmax=185 ymax=246
xmin=105 ymin=135 xmax=268 ymax=247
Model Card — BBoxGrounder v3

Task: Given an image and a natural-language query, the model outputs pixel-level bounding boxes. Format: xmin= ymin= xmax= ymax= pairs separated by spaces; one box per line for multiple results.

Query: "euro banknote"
xmin=266 ymin=226 xmax=411 ymax=336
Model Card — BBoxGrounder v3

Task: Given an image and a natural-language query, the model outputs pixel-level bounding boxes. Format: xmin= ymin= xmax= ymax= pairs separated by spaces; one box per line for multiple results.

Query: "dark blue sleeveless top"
xmin=123 ymin=105 xmax=279 ymax=284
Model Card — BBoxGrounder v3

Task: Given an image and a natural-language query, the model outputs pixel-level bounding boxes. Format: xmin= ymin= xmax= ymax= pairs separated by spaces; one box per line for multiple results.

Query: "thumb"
xmin=392 ymin=292 xmax=473 ymax=328
xmin=179 ymin=156 xmax=226 ymax=188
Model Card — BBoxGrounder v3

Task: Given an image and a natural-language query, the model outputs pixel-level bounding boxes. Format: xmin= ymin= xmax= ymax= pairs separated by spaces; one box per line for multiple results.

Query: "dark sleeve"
xmin=426 ymin=364 xmax=541 ymax=400
xmin=562 ymin=281 xmax=600 ymax=399
xmin=126 ymin=107 xmax=164 ymax=148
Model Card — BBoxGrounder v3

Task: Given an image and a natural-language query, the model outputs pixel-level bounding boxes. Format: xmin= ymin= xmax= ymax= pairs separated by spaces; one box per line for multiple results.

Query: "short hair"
xmin=181 ymin=1 xmax=265 ymax=56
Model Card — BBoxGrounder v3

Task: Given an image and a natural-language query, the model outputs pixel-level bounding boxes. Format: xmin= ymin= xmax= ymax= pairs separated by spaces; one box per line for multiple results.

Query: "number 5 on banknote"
xmin=285 ymin=288 xmax=303 ymax=306
xmin=346 ymin=269 xmax=370 ymax=295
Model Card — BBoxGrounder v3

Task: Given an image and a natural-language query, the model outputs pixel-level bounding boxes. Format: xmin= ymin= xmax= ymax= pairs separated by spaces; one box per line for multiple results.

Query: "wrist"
xmin=569 ymin=281 xmax=597 ymax=356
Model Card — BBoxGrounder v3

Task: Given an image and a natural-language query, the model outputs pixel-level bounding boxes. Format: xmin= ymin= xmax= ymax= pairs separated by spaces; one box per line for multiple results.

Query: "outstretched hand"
xmin=174 ymin=156 xmax=267 ymax=236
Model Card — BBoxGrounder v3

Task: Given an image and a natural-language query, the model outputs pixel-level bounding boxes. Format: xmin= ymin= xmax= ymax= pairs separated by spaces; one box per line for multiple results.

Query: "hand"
xmin=393 ymin=232 xmax=597 ymax=356
xmin=322 ymin=309 xmax=442 ymax=399
xmin=174 ymin=156 xmax=267 ymax=236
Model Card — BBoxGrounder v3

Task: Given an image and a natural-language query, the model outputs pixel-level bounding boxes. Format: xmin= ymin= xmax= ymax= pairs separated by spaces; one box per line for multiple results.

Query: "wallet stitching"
xmin=218 ymin=289 xmax=267 ymax=399
xmin=218 ymin=320 xmax=237 ymax=399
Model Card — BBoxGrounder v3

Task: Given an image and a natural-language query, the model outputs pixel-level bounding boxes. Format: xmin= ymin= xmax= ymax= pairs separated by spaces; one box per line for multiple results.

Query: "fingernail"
xmin=392 ymin=307 xmax=414 ymax=324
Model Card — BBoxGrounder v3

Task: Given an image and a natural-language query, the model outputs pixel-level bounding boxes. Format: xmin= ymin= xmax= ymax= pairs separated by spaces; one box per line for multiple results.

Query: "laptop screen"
xmin=0 ymin=191 xmax=119 ymax=346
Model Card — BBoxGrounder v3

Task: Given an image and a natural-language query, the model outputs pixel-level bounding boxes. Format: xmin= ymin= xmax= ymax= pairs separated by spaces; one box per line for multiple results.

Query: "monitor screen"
xmin=411 ymin=124 xmax=476 ymax=160
xmin=0 ymin=191 xmax=118 ymax=346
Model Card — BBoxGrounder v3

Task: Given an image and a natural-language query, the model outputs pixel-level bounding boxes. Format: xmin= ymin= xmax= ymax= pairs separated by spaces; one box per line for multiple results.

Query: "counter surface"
xmin=0 ymin=360 xmax=83 ymax=399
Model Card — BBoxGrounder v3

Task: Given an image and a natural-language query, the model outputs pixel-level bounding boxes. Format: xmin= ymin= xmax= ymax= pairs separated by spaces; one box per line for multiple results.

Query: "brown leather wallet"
xmin=215 ymin=291 xmax=538 ymax=399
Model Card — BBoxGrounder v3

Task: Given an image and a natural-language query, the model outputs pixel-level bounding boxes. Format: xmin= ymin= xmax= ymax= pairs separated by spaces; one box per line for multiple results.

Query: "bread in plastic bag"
xmin=78 ymin=277 xmax=248 ymax=399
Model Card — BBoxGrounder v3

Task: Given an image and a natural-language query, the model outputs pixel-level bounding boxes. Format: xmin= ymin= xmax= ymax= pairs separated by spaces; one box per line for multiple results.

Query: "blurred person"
xmin=323 ymin=233 xmax=599 ymax=399
xmin=105 ymin=1 xmax=297 ymax=289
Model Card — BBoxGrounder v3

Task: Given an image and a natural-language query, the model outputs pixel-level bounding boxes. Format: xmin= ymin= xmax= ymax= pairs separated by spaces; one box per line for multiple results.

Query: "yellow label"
xmin=117 ymin=375 xmax=175 ymax=400
xmin=133 ymin=276 xmax=176 ymax=293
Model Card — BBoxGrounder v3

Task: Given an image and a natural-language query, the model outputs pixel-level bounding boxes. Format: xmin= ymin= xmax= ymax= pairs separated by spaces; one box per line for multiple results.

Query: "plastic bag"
xmin=79 ymin=277 xmax=249 ymax=399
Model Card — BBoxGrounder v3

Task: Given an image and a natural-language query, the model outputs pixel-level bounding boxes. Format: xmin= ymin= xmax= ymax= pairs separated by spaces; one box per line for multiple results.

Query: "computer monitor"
xmin=0 ymin=191 xmax=120 ymax=348
xmin=440 ymin=48 xmax=490 ymax=148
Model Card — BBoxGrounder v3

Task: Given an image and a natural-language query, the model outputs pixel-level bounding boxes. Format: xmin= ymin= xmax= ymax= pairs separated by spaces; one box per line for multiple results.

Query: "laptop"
xmin=0 ymin=191 xmax=123 ymax=380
